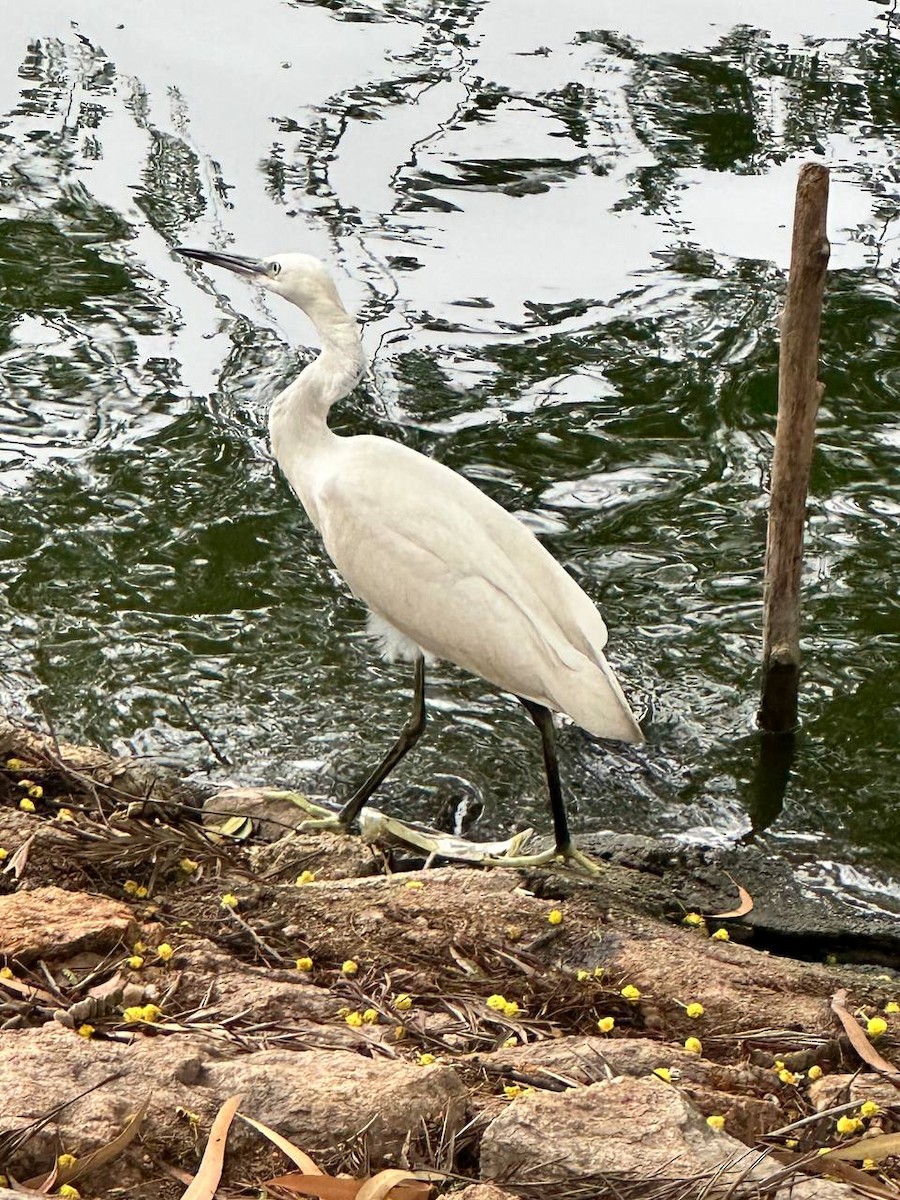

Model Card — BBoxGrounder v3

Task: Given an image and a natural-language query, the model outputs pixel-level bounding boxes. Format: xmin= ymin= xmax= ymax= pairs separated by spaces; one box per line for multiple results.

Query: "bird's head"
xmin=176 ymin=247 xmax=344 ymax=316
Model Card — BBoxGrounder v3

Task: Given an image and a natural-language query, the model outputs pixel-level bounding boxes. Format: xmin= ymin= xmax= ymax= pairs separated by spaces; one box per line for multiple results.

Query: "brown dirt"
xmin=0 ymin=720 xmax=898 ymax=1200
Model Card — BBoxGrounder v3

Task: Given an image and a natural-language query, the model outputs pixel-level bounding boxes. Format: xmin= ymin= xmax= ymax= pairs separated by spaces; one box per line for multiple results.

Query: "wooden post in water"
xmin=759 ymin=163 xmax=830 ymax=733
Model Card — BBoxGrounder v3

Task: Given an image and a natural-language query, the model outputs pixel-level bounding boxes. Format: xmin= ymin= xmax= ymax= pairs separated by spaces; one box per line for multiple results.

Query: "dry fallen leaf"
xmin=5 ymin=832 xmax=35 ymax=879
xmin=1 ymin=1177 xmax=49 ymax=1196
xmin=708 ymin=879 xmax=753 ymax=919
xmin=0 ymin=973 xmax=58 ymax=1006
xmin=828 ymin=1131 xmax=900 ymax=1163
xmin=246 ymin=1120 xmax=428 ymax=1200
xmin=447 ymin=944 xmax=481 ymax=975
xmin=238 ymin=1112 xmax=324 ymax=1175
xmin=25 ymin=1097 xmax=150 ymax=1190
xmin=831 ymin=990 xmax=900 ymax=1080
xmin=264 ymin=1171 xmax=430 ymax=1200
xmin=205 ymin=814 xmax=254 ymax=842
xmin=771 ymin=1148 xmax=898 ymax=1200
xmin=264 ymin=1174 xmax=361 ymax=1200
xmin=356 ymin=1168 xmax=430 ymax=1200
xmin=179 ymin=1094 xmax=242 ymax=1200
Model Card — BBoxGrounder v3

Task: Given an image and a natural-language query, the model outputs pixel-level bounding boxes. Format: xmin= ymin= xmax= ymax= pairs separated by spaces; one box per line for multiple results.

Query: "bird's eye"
xmin=270 ymin=261 xmax=281 ymax=276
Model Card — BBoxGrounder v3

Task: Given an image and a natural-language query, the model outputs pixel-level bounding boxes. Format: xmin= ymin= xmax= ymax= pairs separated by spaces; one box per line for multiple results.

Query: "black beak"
xmin=176 ymin=247 xmax=266 ymax=277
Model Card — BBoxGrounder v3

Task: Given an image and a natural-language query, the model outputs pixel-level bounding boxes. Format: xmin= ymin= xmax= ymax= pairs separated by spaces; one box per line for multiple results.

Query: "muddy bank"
xmin=0 ymin=721 xmax=897 ymax=1199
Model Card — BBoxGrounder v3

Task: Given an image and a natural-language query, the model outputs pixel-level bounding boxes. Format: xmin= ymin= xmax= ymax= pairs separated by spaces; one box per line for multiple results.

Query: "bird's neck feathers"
xmin=268 ymin=295 xmax=365 ymax=459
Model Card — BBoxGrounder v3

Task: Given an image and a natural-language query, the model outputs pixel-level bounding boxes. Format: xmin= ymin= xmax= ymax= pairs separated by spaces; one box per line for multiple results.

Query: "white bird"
xmin=177 ymin=247 xmax=643 ymax=868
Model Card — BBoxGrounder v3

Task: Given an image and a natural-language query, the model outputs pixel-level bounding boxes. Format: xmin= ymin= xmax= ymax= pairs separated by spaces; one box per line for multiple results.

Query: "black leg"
xmin=336 ymin=654 xmax=427 ymax=828
xmin=518 ymin=697 xmax=571 ymax=856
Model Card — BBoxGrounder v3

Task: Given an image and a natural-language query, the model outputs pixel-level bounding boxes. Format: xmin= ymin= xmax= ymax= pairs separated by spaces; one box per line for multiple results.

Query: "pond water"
xmin=1 ymin=0 xmax=898 ymax=912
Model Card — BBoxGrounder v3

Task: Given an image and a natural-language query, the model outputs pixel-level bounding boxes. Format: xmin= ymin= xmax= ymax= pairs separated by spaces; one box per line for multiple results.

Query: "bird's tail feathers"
xmin=543 ymin=650 xmax=643 ymax=744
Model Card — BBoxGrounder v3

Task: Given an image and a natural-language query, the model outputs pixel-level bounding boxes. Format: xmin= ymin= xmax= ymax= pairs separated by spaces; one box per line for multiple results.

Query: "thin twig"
xmin=223 ymin=904 xmax=288 ymax=963
xmin=175 ymin=693 xmax=232 ymax=767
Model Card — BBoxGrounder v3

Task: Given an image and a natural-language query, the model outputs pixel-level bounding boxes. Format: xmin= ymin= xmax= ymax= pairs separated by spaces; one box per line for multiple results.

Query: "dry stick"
xmin=759 ymin=163 xmax=830 ymax=733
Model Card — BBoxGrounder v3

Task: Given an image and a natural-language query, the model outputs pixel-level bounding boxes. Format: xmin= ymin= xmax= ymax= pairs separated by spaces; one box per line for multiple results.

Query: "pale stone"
xmin=0 ymin=1026 xmax=467 ymax=1183
xmin=479 ymin=1074 xmax=857 ymax=1198
xmin=480 ymin=1075 xmax=750 ymax=1181
xmin=809 ymin=1072 xmax=900 ymax=1112
xmin=201 ymin=1049 xmax=468 ymax=1158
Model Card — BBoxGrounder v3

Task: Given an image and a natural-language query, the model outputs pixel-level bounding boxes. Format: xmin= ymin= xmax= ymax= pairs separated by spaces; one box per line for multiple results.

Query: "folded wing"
xmin=313 ymin=436 xmax=643 ymax=744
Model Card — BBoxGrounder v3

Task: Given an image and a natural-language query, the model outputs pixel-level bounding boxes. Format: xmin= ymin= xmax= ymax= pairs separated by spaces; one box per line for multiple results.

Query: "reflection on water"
xmin=0 ymin=0 xmax=898 ymax=907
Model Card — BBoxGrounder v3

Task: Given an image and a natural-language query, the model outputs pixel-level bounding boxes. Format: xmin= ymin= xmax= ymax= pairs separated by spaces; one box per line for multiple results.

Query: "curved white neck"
xmin=268 ymin=295 xmax=365 ymax=464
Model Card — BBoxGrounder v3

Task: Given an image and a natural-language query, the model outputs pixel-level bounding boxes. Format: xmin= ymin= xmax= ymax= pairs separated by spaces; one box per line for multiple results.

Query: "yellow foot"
xmin=259 ymin=789 xmax=346 ymax=831
xmin=358 ymin=807 xmax=534 ymax=862
xmin=484 ymin=843 xmax=602 ymax=874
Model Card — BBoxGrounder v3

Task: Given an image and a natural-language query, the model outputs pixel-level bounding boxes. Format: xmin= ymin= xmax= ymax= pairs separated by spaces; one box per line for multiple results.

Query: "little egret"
xmin=177 ymin=247 xmax=643 ymax=868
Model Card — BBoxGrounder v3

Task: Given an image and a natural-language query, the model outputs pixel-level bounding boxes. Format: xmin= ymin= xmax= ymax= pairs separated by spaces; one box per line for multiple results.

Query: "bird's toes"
xmin=560 ymin=845 xmax=603 ymax=875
